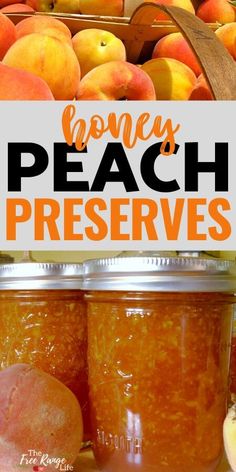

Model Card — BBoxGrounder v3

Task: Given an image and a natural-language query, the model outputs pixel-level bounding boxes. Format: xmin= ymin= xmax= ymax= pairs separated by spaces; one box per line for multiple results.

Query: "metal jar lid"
xmin=83 ymin=256 xmax=236 ymax=292
xmin=0 ymin=263 xmax=83 ymax=290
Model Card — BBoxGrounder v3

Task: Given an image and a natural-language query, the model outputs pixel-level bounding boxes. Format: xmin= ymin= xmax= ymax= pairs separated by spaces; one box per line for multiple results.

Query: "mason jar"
xmin=83 ymin=256 xmax=236 ymax=472
xmin=0 ymin=262 xmax=90 ymax=444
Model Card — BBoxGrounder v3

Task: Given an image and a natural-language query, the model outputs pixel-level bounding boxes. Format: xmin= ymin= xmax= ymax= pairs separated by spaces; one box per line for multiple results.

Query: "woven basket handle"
xmin=125 ymin=2 xmax=236 ymax=100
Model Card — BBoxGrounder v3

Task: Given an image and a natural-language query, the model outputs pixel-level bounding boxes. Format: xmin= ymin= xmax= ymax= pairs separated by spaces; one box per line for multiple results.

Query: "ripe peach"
xmin=142 ymin=57 xmax=197 ymax=100
xmin=152 ymin=32 xmax=201 ymax=76
xmin=189 ymin=73 xmax=213 ymax=100
xmin=0 ymin=364 xmax=83 ymax=471
xmin=15 ymin=16 xmax=72 ymax=45
xmin=32 ymin=0 xmax=80 ymax=13
xmin=0 ymin=63 xmax=55 ymax=100
xmin=215 ymin=23 xmax=236 ymax=60
xmin=79 ymin=0 xmax=123 ymax=16
xmin=196 ymin=0 xmax=236 ymax=23
xmin=0 ymin=0 xmax=24 ymax=6
xmin=0 ymin=3 xmax=35 ymax=11
xmin=144 ymin=0 xmax=195 ymax=21
xmin=72 ymin=28 xmax=126 ymax=77
xmin=76 ymin=61 xmax=156 ymax=100
xmin=0 ymin=63 xmax=54 ymax=100
xmin=0 ymin=12 xmax=16 ymax=61
xmin=3 ymin=33 xmax=80 ymax=100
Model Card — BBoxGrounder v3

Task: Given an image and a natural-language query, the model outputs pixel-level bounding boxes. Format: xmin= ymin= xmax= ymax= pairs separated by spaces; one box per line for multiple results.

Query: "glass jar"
xmin=0 ymin=263 xmax=90 ymax=444
xmin=83 ymin=256 xmax=236 ymax=472
xmin=230 ymin=310 xmax=236 ymax=403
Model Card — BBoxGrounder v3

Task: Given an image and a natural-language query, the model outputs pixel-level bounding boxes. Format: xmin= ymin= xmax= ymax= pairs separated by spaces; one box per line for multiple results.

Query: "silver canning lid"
xmin=0 ymin=263 xmax=83 ymax=290
xmin=83 ymin=256 xmax=236 ymax=292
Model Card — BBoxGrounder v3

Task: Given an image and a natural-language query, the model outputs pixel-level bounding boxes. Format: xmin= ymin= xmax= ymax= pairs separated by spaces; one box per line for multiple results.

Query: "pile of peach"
xmin=0 ymin=0 xmax=236 ymax=21
xmin=0 ymin=10 xmax=236 ymax=100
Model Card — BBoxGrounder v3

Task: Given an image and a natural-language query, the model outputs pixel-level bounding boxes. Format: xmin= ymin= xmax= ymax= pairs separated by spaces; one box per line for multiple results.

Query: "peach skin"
xmin=72 ymin=28 xmax=126 ymax=77
xmin=0 ymin=364 xmax=83 ymax=471
xmin=152 ymin=32 xmax=202 ymax=76
xmin=0 ymin=63 xmax=55 ymax=100
xmin=197 ymin=0 xmax=236 ymax=23
xmin=189 ymin=73 xmax=213 ymax=100
xmin=215 ymin=23 xmax=236 ymax=60
xmin=0 ymin=12 xmax=16 ymax=61
xmin=3 ymin=33 xmax=80 ymax=99
xmin=15 ymin=16 xmax=72 ymax=45
xmin=0 ymin=3 xmax=35 ymax=11
xmin=142 ymin=57 xmax=197 ymax=100
xmin=79 ymin=0 xmax=123 ymax=16
xmin=144 ymin=0 xmax=195 ymax=21
xmin=76 ymin=61 xmax=156 ymax=100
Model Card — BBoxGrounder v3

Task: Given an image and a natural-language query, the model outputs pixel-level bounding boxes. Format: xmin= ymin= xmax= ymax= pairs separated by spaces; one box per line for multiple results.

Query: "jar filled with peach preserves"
xmin=0 ymin=262 xmax=90 ymax=443
xmin=83 ymin=255 xmax=236 ymax=472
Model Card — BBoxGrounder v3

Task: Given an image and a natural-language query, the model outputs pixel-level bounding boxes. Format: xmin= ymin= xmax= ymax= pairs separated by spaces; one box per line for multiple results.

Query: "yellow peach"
xmin=142 ymin=57 xmax=197 ymax=100
xmin=72 ymin=28 xmax=126 ymax=77
xmin=215 ymin=23 xmax=236 ymax=60
xmin=144 ymin=0 xmax=195 ymax=21
xmin=79 ymin=0 xmax=123 ymax=16
xmin=3 ymin=33 xmax=80 ymax=100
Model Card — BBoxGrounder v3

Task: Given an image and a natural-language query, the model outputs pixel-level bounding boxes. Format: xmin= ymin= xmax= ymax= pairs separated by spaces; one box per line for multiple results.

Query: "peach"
xmin=72 ymin=28 xmax=126 ymax=77
xmin=32 ymin=0 xmax=80 ymax=13
xmin=189 ymin=73 xmax=213 ymax=100
xmin=0 ymin=3 xmax=35 ymax=11
xmin=144 ymin=0 xmax=195 ymax=21
xmin=0 ymin=0 xmax=24 ymax=7
xmin=215 ymin=23 xmax=236 ymax=60
xmin=0 ymin=364 xmax=83 ymax=471
xmin=0 ymin=63 xmax=55 ymax=100
xmin=0 ymin=12 xmax=16 ymax=61
xmin=3 ymin=33 xmax=80 ymax=100
xmin=15 ymin=15 xmax=72 ymax=45
xmin=76 ymin=61 xmax=156 ymax=100
xmin=79 ymin=0 xmax=123 ymax=16
xmin=142 ymin=57 xmax=197 ymax=100
xmin=152 ymin=32 xmax=201 ymax=76
xmin=196 ymin=0 xmax=236 ymax=23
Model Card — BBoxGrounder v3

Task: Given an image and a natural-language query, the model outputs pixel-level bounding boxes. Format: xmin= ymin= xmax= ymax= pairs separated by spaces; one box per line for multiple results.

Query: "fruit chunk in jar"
xmin=0 ymin=290 xmax=90 ymax=441
xmin=86 ymin=291 xmax=233 ymax=472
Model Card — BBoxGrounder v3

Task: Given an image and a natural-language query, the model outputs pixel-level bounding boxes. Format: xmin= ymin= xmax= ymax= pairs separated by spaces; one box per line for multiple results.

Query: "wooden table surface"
xmin=75 ymin=449 xmax=232 ymax=472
